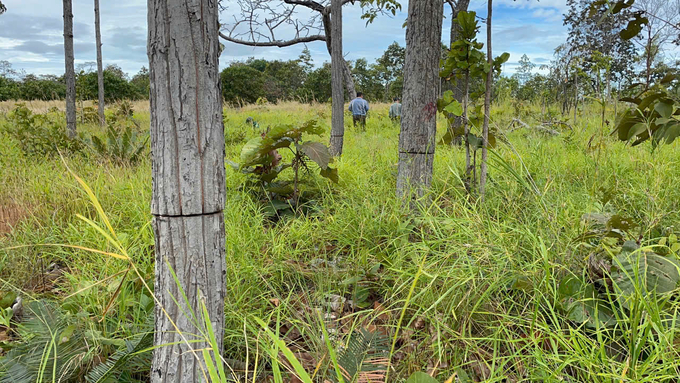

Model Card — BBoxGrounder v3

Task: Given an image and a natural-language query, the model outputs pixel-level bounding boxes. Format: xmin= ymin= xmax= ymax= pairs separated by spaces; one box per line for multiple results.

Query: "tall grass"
xmin=1 ymin=100 xmax=679 ymax=381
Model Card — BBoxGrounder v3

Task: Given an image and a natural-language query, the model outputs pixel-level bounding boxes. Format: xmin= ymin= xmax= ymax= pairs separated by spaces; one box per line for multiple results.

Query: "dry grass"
xmin=0 ymin=200 xmax=27 ymax=235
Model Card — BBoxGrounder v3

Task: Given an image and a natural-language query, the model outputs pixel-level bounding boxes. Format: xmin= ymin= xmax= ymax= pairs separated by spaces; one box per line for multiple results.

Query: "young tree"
xmin=148 ymin=0 xmax=227 ymax=381
xmin=329 ymin=0 xmax=345 ymax=157
xmin=397 ymin=0 xmax=443 ymax=204
xmin=376 ymin=42 xmax=406 ymax=101
xmin=479 ymin=0 xmax=493 ymax=202
xmin=63 ymin=0 xmax=77 ymax=138
xmin=94 ymin=0 xmax=105 ymax=126
xmin=442 ymin=0 xmax=471 ymax=144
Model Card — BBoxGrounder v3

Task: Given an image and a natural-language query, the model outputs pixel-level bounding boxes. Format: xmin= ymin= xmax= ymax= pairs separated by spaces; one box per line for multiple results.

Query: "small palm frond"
xmin=0 ymin=301 xmax=94 ymax=383
xmin=85 ymin=314 xmax=154 ymax=383
xmin=332 ymin=327 xmax=390 ymax=383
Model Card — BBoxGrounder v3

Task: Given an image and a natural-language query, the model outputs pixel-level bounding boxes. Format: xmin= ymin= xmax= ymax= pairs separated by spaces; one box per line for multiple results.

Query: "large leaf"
xmin=655 ymin=100 xmax=674 ymax=119
xmin=320 ymin=167 xmax=339 ymax=183
xmin=240 ymin=137 xmax=264 ymax=165
xmin=299 ymin=141 xmax=331 ymax=170
xmin=443 ymin=100 xmax=463 ymax=116
xmin=611 ymin=241 xmax=680 ymax=308
xmin=406 ymin=372 xmax=439 ymax=383
xmin=558 ymin=276 xmax=617 ymax=328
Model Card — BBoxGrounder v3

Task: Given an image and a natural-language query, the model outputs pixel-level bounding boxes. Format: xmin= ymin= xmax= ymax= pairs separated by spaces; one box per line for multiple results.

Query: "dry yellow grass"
xmin=0 ymin=99 xmax=393 ymax=115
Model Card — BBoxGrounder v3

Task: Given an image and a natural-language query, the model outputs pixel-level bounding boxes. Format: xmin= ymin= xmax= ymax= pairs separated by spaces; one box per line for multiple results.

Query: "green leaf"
xmin=406 ymin=372 xmax=439 ymax=383
xmin=240 ymin=137 xmax=264 ymax=165
xmin=655 ymin=100 xmax=673 ymax=119
xmin=611 ymin=242 xmax=680 ymax=308
xmin=660 ymin=73 xmax=676 ymax=84
xmin=320 ymin=167 xmax=339 ymax=183
xmin=558 ymin=276 xmax=617 ymax=328
xmin=627 ymin=122 xmax=648 ymax=140
xmin=443 ymin=100 xmax=463 ymax=116
xmin=300 ymin=141 xmax=331 ymax=169
xmin=299 ymin=119 xmax=324 ymax=135
xmin=467 ymin=133 xmax=483 ymax=151
xmin=0 ymin=292 xmax=17 ymax=309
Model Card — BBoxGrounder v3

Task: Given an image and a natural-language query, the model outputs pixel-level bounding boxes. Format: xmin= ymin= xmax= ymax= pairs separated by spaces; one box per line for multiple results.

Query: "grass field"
xmin=0 ymin=99 xmax=679 ymax=382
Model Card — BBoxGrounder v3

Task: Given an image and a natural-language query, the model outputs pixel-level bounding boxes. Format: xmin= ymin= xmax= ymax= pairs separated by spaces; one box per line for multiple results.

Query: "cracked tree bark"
xmin=63 ymin=0 xmax=76 ymax=138
xmin=397 ymin=0 xmax=443 ymax=205
xmin=329 ymin=0 xmax=345 ymax=157
xmin=148 ymin=1 xmax=227 ymax=382
xmin=94 ymin=0 xmax=105 ymax=126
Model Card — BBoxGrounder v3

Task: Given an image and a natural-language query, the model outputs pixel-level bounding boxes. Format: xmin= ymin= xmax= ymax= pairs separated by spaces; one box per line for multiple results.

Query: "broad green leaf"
xmin=611 ymin=242 xmax=680 ymax=309
xmin=443 ymin=101 xmax=463 ymax=116
xmin=240 ymin=137 xmax=264 ymax=165
xmin=660 ymin=73 xmax=676 ymax=84
xmin=320 ymin=167 xmax=339 ymax=183
xmin=299 ymin=119 xmax=324 ymax=135
xmin=558 ymin=276 xmax=617 ymax=328
xmin=655 ymin=100 xmax=673 ymax=119
xmin=300 ymin=141 xmax=331 ymax=169
xmin=627 ymin=123 xmax=647 ymax=140
xmin=467 ymin=133 xmax=483 ymax=151
xmin=406 ymin=372 xmax=439 ymax=383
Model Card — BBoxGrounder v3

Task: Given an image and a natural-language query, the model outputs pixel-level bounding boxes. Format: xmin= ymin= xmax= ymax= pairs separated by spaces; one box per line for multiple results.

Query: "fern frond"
xmin=332 ymin=328 xmax=390 ymax=383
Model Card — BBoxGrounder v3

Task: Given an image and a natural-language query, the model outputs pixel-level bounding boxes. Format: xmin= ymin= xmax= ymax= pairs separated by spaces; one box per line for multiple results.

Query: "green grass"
xmin=1 ymin=100 xmax=679 ymax=382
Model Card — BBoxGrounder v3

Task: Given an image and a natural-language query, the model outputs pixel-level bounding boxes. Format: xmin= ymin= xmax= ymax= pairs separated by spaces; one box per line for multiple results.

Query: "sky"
xmin=0 ymin=0 xmax=569 ymax=78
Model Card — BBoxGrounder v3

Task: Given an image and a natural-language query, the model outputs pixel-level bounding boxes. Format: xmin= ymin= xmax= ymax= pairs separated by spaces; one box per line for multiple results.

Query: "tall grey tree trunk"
xmin=148 ymin=0 xmax=226 ymax=382
xmin=442 ymin=0 xmax=470 ymax=145
xmin=479 ymin=0 xmax=492 ymax=202
xmin=329 ymin=0 xmax=344 ymax=157
xmin=574 ymin=70 xmax=578 ymax=125
xmin=94 ymin=0 xmax=105 ymax=126
xmin=63 ymin=0 xmax=76 ymax=138
xmin=397 ymin=0 xmax=443 ymax=204
xmin=323 ymin=10 xmax=356 ymax=100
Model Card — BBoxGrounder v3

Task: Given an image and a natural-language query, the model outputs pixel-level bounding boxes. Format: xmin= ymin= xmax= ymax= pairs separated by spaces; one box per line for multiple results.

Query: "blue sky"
xmin=0 ymin=0 xmax=569 ymax=77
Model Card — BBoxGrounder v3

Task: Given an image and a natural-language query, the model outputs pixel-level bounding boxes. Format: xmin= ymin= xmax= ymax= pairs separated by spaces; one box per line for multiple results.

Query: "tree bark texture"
xmin=329 ymin=0 xmax=344 ymax=156
xmin=479 ymin=0 xmax=492 ymax=202
xmin=63 ymin=0 xmax=76 ymax=138
xmin=94 ymin=0 xmax=105 ymax=126
xmin=397 ymin=0 xmax=443 ymax=202
xmin=323 ymin=10 xmax=356 ymax=99
xmin=148 ymin=0 xmax=227 ymax=382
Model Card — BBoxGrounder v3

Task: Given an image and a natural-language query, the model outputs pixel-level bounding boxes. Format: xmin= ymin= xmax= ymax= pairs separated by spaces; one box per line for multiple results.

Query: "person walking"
xmin=348 ymin=92 xmax=369 ymax=130
xmin=389 ymin=97 xmax=402 ymax=125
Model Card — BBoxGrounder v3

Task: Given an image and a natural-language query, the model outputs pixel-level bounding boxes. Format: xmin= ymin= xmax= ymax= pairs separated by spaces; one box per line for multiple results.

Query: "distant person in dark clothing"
xmin=389 ymin=97 xmax=402 ymax=125
xmin=246 ymin=117 xmax=260 ymax=129
xmin=348 ymin=92 xmax=369 ymax=130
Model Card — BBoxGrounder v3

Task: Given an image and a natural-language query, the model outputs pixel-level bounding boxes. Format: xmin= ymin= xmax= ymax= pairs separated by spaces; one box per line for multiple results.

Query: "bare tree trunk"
xmin=148 ymin=0 xmax=226 ymax=382
xmin=574 ymin=70 xmax=578 ymax=125
xmin=443 ymin=0 xmax=471 ymax=145
xmin=479 ymin=0 xmax=492 ymax=202
xmin=63 ymin=0 xmax=76 ymax=138
xmin=329 ymin=0 xmax=344 ymax=156
xmin=397 ymin=0 xmax=443 ymax=205
xmin=94 ymin=0 xmax=105 ymax=126
xmin=323 ymin=10 xmax=356 ymax=99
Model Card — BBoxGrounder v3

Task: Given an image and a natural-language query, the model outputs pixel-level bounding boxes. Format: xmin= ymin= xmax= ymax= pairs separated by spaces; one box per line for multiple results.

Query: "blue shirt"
xmin=348 ymin=97 xmax=369 ymax=116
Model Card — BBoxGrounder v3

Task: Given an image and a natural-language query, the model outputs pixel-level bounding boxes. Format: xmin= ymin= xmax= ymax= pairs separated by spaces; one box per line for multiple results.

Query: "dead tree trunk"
xmin=443 ymin=0 xmax=471 ymax=145
xmin=63 ymin=0 xmax=76 ymax=138
xmin=94 ymin=0 xmax=105 ymax=126
xmin=397 ymin=0 xmax=443 ymax=204
xmin=479 ymin=0 xmax=492 ymax=202
xmin=329 ymin=0 xmax=345 ymax=156
xmin=148 ymin=0 xmax=227 ymax=382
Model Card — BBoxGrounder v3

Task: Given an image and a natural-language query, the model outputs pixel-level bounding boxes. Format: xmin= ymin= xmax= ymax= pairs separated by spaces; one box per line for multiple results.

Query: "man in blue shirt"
xmin=348 ymin=92 xmax=369 ymax=130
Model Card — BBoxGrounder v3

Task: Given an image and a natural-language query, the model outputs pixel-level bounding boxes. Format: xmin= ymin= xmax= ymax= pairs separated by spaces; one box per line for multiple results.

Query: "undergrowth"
xmin=0 ymin=100 xmax=679 ymax=382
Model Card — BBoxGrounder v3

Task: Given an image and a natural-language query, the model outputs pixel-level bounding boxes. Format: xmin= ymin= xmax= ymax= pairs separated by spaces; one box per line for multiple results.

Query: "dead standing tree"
xmin=219 ymin=0 xmax=357 ymax=98
xmin=396 ymin=0 xmax=443 ymax=206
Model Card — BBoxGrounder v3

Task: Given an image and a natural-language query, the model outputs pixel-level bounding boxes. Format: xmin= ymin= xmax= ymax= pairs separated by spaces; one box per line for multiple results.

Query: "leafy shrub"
xmin=85 ymin=114 xmax=148 ymax=165
xmin=2 ymin=104 xmax=84 ymax=157
xmin=231 ymin=119 xmax=338 ymax=216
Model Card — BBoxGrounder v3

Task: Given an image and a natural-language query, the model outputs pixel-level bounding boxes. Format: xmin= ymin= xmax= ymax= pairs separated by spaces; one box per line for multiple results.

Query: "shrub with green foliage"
xmin=1 ymin=104 xmax=84 ymax=157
